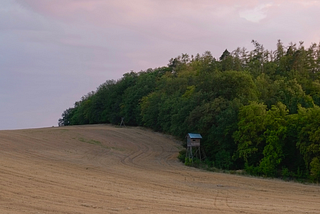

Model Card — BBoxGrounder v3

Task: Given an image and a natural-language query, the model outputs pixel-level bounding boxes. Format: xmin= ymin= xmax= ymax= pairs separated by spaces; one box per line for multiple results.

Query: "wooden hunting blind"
xmin=187 ymin=133 xmax=202 ymax=147
xmin=186 ymin=133 xmax=204 ymax=162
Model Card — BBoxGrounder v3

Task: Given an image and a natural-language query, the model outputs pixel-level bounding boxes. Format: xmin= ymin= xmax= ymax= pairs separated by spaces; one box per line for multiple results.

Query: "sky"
xmin=1 ymin=0 xmax=320 ymax=130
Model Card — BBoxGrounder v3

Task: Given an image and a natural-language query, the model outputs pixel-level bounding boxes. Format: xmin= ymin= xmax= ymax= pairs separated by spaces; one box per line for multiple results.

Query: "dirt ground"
xmin=0 ymin=124 xmax=319 ymax=214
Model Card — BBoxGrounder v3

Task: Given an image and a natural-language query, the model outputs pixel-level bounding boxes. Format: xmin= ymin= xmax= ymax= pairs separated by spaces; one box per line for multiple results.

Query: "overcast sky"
xmin=1 ymin=0 xmax=320 ymax=130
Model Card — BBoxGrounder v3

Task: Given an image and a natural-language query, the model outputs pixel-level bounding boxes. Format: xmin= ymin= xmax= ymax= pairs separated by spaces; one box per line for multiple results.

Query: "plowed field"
xmin=0 ymin=125 xmax=319 ymax=213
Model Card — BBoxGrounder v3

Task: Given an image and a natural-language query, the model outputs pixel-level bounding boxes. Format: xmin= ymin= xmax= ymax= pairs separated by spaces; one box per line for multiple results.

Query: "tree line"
xmin=59 ymin=40 xmax=320 ymax=182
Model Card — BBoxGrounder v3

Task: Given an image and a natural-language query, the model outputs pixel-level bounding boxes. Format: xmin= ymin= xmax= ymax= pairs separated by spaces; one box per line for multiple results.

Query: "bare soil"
xmin=0 ymin=125 xmax=319 ymax=213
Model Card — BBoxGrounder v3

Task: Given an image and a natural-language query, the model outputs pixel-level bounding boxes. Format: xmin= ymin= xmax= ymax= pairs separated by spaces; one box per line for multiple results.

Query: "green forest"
xmin=59 ymin=40 xmax=320 ymax=182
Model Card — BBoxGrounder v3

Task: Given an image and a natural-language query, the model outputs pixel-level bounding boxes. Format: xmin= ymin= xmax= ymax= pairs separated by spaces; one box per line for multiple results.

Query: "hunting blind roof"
xmin=187 ymin=133 xmax=202 ymax=139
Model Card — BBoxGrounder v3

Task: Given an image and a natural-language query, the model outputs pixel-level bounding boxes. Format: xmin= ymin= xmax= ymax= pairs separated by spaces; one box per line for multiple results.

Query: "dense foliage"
xmin=59 ymin=40 xmax=320 ymax=181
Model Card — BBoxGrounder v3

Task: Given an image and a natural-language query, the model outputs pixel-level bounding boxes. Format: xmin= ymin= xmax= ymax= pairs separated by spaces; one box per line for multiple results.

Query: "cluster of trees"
xmin=59 ymin=40 xmax=320 ymax=181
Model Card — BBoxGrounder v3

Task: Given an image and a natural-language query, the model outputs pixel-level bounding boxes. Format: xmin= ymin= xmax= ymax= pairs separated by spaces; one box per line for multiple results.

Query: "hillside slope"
xmin=0 ymin=125 xmax=319 ymax=213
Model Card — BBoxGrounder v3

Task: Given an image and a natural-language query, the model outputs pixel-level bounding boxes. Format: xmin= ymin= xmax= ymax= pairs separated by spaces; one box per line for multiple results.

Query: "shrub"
xmin=178 ymin=149 xmax=186 ymax=163
xmin=310 ymin=157 xmax=320 ymax=182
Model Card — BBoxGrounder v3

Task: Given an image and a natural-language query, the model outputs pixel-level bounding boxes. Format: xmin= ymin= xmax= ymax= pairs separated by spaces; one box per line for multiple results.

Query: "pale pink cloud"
xmin=16 ymin=0 xmax=261 ymax=25
xmin=12 ymin=0 xmax=320 ymax=57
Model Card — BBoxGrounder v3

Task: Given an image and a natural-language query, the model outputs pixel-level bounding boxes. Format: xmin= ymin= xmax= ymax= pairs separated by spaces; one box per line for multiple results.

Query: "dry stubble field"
xmin=0 ymin=124 xmax=319 ymax=214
